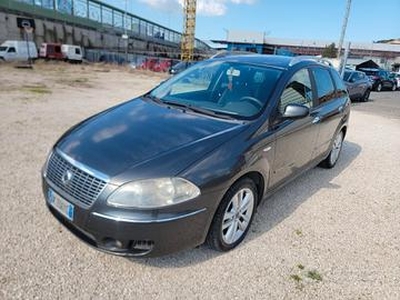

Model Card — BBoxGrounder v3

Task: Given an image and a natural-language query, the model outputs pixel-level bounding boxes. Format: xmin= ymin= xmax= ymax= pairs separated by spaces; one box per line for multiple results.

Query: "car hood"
xmin=56 ymin=97 xmax=244 ymax=178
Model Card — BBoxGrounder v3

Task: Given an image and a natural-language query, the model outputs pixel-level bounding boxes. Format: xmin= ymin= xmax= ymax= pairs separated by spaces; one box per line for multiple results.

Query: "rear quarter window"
xmin=311 ymin=67 xmax=336 ymax=105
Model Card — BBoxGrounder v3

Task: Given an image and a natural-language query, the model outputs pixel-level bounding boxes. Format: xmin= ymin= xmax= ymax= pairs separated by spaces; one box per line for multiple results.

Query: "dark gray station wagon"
xmin=42 ymin=55 xmax=350 ymax=257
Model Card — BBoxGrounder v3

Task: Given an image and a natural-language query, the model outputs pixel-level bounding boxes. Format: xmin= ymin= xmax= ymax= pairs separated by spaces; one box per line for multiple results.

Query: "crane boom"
xmin=181 ymin=0 xmax=196 ymax=61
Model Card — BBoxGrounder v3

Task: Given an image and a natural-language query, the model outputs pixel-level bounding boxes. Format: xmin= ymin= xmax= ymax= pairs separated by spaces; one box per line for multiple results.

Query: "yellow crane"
xmin=181 ymin=0 xmax=197 ymax=61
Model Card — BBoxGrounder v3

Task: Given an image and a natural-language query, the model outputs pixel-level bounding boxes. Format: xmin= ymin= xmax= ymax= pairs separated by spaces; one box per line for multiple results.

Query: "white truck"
xmin=61 ymin=44 xmax=83 ymax=63
xmin=0 ymin=40 xmax=38 ymax=61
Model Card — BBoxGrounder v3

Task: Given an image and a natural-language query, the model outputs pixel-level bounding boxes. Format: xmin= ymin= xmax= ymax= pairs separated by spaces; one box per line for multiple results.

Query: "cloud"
xmin=138 ymin=0 xmax=256 ymax=16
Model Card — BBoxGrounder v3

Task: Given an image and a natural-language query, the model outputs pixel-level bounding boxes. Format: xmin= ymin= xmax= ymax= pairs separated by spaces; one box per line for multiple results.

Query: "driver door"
xmin=268 ymin=68 xmax=319 ymax=188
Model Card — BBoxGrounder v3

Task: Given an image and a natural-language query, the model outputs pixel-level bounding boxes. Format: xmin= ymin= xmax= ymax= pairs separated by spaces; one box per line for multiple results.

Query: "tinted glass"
xmin=278 ymin=68 xmax=313 ymax=113
xmin=343 ymin=71 xmax=351 ymax=82
xmin=0 ymin=46 xmax=7 ymax=51
xmin=8 ymin=47 xmax=16 ymax=53
xmin=151 ymin=60 xmax=282 ymax=119
xmin=330 ymin=69 xmax=347 ymax=91
xmin=312 ymin=68 xmax=335 ymax=104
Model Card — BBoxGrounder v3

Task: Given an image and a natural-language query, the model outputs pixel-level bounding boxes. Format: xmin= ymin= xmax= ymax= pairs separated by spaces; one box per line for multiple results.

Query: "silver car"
xmin=343 ymin=70 xmax=372 ymax=102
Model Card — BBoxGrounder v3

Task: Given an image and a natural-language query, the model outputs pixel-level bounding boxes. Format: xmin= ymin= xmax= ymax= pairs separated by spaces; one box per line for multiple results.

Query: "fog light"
xmin=102 ymin=238 xmax=123 ymax=250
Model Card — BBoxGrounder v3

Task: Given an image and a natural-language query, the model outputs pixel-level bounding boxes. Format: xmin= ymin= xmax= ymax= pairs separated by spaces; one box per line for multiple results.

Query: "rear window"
xmin=362 ymin=70 xmax=378 ymax=76
xmin=343 ymin=71 xmax=351 ymax=82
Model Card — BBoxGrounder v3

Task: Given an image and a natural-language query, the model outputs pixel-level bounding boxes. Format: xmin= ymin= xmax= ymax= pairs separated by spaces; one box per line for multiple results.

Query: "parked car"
xmin=343 ymin=70 xmax=372 ymax=101
xmin=39 ymin=43 xmax=63 ymax=60
xmin=61 ymin=44 xmax=83 ymax=63
xmin=0 ymin=40 xmax=38 ymax=61
xmin=42 ymin=55 xmax=350 ymax=257
xmin=390 ymin=72 xmax=400 ymax=90
xmin=169 ymin=60 xmax=196 ymax=75
xmin=358 ymin=68 xmax=397 ymax=91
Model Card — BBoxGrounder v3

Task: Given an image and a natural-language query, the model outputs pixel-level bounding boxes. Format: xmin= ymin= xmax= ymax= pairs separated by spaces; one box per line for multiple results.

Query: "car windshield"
xmin=0 ymin=46 xmax=8 ymax=52
xmin=150 ymin=60 xmax=282 ymax=119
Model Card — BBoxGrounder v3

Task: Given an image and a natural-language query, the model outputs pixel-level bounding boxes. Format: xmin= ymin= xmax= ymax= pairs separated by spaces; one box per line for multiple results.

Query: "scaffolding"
xmin=181 ymin=0 xmax=196 ymax=61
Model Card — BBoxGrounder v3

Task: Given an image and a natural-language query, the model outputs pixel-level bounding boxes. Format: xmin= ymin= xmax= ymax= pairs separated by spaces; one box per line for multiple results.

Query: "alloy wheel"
xmin=221 ymin=188 xmax=255 ymax=245
xmin=329 ymin=131 xmax=343 ymax=166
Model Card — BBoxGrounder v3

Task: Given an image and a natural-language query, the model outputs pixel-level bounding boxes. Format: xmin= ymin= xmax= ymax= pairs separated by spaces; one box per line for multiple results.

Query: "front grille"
xmin=46 ymin=151 xmax=107 ymax=208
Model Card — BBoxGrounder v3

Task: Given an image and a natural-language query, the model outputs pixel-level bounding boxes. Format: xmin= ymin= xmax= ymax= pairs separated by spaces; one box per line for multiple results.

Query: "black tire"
xmin=362 ymin=89 xmax=370 ymax=102
xmin=207 ymin=178 xmax=257 ymax=252
xmin=319 ymin=130 xmax=344 ymax=169
xmin=375 ymin=82 xmax=382 ymax=92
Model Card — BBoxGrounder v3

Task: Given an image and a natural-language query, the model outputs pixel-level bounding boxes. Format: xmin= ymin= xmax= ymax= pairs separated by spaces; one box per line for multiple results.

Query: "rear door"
xmin=311 ymin=67 xmax=348 ymax=157
xmin=268 ymin=68 xmax=319 ymax=188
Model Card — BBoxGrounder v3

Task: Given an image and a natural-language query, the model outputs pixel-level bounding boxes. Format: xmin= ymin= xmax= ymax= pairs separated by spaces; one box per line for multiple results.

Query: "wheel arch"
xmin=229 ymin=171 xmax=265 ymax=206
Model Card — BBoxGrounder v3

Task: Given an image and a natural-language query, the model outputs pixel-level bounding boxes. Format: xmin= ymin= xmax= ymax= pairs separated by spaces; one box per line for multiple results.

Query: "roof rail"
xmin=289 ymin=55 xmax=333 ymax=67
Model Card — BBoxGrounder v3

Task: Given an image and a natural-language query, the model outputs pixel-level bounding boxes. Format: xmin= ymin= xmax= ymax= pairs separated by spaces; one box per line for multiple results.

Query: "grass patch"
xmin=306 ymin=270 xmax=323 ymax=281
xmin=22 ymin=84 xmax=52 ymax=94
xmin=290 ymin=274 xmax=302 ymax=282
xmin=294 ymin=229 xmax=303 ymax=236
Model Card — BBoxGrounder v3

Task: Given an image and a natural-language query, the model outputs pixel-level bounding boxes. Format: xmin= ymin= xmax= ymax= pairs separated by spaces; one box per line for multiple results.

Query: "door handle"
xmin=312 ymin=116 xmax=321 ymax=124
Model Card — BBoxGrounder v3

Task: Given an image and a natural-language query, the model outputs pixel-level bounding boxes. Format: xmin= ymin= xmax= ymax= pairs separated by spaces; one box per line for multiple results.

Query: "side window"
xmin=75 ymin=48 xmax=81 ymax=55
xmin=330 ymin=69 xmax=347 ymax=91
xmin=312 ymin=68 xmax=335 ymax=104
xmin=278 ymin=68 xmax=313 ymax=113
xmin=8 ymin=47 xmax=16 ymax=53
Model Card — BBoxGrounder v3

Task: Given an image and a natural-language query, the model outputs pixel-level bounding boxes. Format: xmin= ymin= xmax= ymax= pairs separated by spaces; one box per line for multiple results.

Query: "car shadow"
xmin=128 ymin=140 xmax=361 ymax=268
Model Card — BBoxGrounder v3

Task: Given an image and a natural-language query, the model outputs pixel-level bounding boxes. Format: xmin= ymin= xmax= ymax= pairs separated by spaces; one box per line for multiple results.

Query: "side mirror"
xmin=282 ymin=104 xmax=310 ymax=119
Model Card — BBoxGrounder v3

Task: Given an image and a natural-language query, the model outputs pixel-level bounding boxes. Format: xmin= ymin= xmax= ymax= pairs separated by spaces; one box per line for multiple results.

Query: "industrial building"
xmin=0 ymin=0 xmax=210 ymax=62
xmin=213 ymin=30 xmax=400 ymax=70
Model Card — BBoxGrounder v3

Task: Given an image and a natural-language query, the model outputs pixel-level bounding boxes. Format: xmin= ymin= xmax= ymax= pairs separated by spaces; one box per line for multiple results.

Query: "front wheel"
xmin=375 ymin=82 xmax=382 ymax=92
xmin=207 ymin=178 xmax=257 ymax=252
xmin=319 ymin=131 xmax=344 ymax=169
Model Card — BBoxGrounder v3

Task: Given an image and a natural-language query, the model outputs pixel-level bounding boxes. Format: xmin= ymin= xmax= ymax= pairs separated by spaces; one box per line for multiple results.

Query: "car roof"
xmin=213 ymin=54 xmax=330 ymax=70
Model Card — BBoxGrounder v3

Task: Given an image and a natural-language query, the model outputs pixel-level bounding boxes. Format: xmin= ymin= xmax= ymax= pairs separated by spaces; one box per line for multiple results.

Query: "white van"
xmin=0 ymin=40 xmax=38 ymax=61
xmin=61 ymin=44 xmax=83 ymax=63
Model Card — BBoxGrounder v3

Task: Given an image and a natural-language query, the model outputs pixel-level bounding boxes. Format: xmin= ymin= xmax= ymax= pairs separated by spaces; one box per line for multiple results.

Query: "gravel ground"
xmin=0 ymin=63 xmax=399 ymax=299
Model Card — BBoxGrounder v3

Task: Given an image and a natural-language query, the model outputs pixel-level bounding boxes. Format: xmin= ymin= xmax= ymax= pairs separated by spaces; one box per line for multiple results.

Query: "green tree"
xmin=322 ymin=43 xmax=337 ymax=58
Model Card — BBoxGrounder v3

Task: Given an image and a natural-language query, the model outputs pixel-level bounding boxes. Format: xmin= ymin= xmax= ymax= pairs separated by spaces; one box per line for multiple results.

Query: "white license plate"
xmin=48 ymin=189 xmax=74 ymax=221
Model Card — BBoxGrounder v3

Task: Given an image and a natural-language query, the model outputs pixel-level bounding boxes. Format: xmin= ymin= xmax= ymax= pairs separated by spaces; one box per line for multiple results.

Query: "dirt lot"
xmin=0 ymin=62 xmax=399 ymax=299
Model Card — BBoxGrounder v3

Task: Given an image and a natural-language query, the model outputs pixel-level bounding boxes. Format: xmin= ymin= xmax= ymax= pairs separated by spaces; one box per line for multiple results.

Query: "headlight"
xmin=107 ymin=178 xmax=201 ymax=209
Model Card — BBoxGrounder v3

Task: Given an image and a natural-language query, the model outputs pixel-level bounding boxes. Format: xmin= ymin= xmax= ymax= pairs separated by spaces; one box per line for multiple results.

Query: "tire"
xmin=392 ymin=83 xmax=397 ymax=91
xmin=375 ymin=82 xmax=382 ymax=92
xmin=362 ymin=89 xmax=370 ymax=102
xmin=319 ymin=130 xmax=344 ymax=169
xmin=207 ymin=178 xmax=257 ymax=252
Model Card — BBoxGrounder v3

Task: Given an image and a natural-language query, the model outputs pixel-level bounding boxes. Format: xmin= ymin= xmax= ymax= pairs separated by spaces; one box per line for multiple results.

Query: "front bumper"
xmin=42 ymin=178 xmax=216 ymax=257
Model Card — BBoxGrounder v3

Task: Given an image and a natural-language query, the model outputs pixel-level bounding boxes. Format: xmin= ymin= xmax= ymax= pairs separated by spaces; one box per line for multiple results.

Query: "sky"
xmin=105 ymin=0 xmax=399 ymax=43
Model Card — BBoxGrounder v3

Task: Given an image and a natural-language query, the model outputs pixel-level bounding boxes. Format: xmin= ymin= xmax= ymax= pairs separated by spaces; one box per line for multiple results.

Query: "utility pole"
xmin=123 ymin=0 xmax=128 ymax=62
xmin=337 ymin=0 xmax=352 ymax=59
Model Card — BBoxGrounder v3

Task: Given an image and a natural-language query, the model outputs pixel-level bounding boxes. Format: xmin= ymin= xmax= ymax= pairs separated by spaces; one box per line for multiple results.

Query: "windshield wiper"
xmin=162 ymin=100 xmax=235 ymax=120
xmin=143 ymin=93 xmax=163 ymax=104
